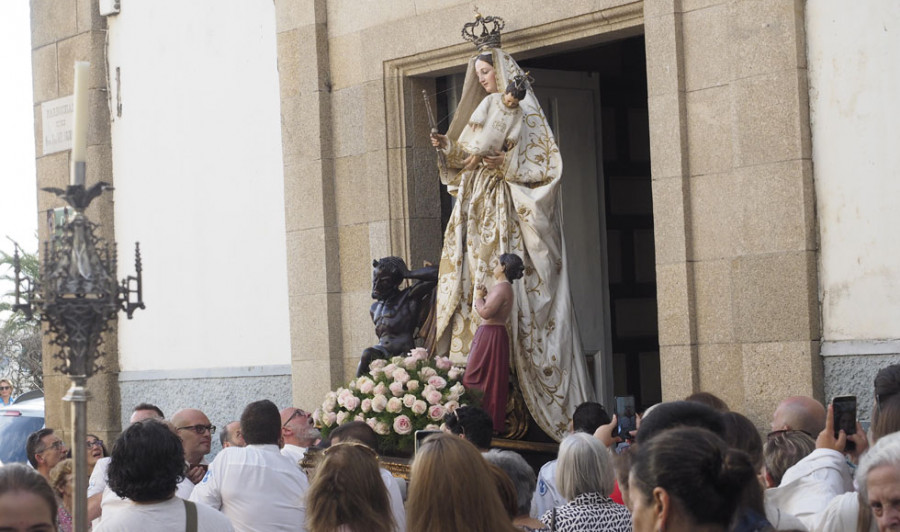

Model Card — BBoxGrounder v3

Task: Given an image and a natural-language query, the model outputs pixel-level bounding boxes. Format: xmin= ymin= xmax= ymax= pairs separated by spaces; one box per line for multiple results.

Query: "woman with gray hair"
xmin=854 ymin=431 xmax=900 ymax=532
xmin=484 ymin=449 xmax=547 ymax=530
xmin=539 ymin=432 xmax=631 ymax=531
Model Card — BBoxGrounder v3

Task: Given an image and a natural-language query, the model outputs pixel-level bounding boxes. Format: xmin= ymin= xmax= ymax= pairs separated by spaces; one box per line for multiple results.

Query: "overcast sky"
xmin=0 ymin=0 xmax=38 ymax=254
xmin=0 ymin=1 xmax=37 ymax=309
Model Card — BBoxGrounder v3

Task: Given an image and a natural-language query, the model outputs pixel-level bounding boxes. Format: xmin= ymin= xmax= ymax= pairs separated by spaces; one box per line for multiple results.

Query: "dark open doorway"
xmin=520 ymin=37 xmax=660 ymax=412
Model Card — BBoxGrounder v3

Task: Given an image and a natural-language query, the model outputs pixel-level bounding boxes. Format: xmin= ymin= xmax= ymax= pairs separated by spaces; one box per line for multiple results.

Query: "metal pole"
xmin=64 ymin=379 xmax=89 ymax=532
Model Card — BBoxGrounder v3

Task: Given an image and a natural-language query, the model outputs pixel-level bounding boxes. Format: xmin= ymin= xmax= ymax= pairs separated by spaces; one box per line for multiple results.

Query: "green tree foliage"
xmin=0 ymin=240 xmax=42 ymax=393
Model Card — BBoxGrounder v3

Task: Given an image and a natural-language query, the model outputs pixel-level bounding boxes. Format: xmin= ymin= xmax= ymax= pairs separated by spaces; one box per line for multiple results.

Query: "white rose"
xmin=375 ymin=421 xmax=390 ymax=436
xmin=389 ymin=381 xmax=405 ymax=397
xmin=372 ymin=394 xmax=388 ymax=413
xmin=412 ymin=400 xmax=427 ymax=415
xmin=406 ymin=380 xmax=420 ymax=392
xmin=393 ymin=368 xmax=410 ymax=384
xmin=386 ymin=397 xmax=403 ymax=413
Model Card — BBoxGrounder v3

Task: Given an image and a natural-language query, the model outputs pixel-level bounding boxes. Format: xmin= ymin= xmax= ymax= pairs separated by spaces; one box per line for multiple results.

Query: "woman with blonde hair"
xmin=407 ymin=433 xmax=518 ymax=532
xmin=306 ymin=441 xmax=395 ymax=532
xmin=49 ymin=458 xmax=75 ymax=532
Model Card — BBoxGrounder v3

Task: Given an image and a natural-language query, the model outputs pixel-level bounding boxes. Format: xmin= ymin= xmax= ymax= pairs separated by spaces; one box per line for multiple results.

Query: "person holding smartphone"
xmin=764 ymin=397 xmax=863 ymax=530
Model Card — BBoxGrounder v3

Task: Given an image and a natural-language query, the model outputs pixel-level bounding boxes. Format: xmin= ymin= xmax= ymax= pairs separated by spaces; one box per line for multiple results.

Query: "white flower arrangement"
xmin=314 ymin=348 xmax=469 ymax=453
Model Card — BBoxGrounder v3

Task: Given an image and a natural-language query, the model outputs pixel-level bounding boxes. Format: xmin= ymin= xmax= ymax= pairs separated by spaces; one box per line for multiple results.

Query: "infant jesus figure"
xmin=456 ymin=74 xmax=530 ymax=171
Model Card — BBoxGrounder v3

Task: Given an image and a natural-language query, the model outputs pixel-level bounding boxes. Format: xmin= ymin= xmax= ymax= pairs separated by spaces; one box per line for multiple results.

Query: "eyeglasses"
xmin=766 ymin=429 xmax=813 ymax=440
xmin=0 ymin=386 xmax=11 ymax=390
xmin=282 ymin=409 xmax=308 ymax=428
xmin=86 ymin=439 xmax=104 ymax=448
xmin=39 ymin=440 xmax=67 ymax=454
xmin=177 ymin=424 xmax=216 ymax=435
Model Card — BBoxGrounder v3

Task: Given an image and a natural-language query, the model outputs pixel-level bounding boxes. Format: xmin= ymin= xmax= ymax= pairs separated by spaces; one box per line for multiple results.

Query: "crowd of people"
xmin=2 ymin=364 xmax=900 ymax=531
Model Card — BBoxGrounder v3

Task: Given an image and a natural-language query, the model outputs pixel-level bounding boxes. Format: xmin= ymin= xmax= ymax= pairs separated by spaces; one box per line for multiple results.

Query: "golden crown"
xmin=461 ymin=13 xmax=505 ymax=50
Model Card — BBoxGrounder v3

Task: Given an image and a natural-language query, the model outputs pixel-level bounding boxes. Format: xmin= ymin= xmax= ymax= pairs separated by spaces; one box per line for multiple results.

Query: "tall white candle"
xmin=70 ymin=61 xmax=90 ymax=185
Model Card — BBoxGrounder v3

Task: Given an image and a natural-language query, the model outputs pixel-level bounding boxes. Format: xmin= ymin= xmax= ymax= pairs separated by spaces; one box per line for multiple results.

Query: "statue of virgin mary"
xmin=431 ymin=20 xmax=595 ymax=441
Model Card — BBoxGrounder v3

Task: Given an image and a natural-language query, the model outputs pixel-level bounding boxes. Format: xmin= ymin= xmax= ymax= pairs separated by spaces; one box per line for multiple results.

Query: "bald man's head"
xmin=772 ymin=396 xmax=826 ymax=435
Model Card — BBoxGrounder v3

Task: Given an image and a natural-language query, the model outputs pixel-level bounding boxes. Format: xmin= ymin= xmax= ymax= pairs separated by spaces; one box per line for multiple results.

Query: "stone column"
xmin=30 ymin=0 xmax=121 ymax=444
xmin=646 ymin=0 xmax=821 ymax=427
xmin=274 ymin=0 xmax=345 ymax=410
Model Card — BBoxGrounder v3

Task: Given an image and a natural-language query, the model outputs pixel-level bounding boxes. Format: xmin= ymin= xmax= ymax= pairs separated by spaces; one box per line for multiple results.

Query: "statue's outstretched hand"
xmin=430 ymin=133 xmax=448 ymax=149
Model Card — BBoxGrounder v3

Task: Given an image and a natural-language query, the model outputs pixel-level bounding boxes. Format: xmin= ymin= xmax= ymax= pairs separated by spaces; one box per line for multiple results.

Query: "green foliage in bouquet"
xmin=314 ymin=348 xmax=471 ymax=454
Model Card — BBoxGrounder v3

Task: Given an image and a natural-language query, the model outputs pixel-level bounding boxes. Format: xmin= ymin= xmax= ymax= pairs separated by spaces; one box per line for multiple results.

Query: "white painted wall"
xmin=807 ymin=1 xmax=900 ymax=342
xmin=107 ymin=1 xmax=291 ymax=371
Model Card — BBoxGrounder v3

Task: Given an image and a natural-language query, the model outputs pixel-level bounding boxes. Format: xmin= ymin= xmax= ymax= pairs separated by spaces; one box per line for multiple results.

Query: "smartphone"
xmin=833 ymin=395 xmax=857 ymax=452
xmin=414 ymin=429 xmax=441 ymax=455
xmin=614 ymin=395 xmax=636 ymax=441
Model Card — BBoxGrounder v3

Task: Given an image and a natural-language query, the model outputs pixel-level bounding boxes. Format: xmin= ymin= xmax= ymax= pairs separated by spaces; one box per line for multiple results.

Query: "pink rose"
xmin=323 ymin=411 xmax=337 ymax=426
xmin=403 ymin=356 xmax=419 ymax=369
xmin=427 ymin=376 xmax=447 ymax=390
xmin=420 ymin=367 xmax=437 ymax=379
xmin=387 ymin=397 xmax=403 ymax=413
xmin=369 ymin=367 xmax=383 ymax=378
xmin=375 ymin=421 xmax=390 ymax=436
xmin=372 ymin=394 xmax=388 ymax=413
xmin=447 ymin=367 xmax=460 ymax=380
xmin=403 ymin=394 xmax=417 ymax=408
xmin=435 ymin=356 xmax=452 ymax=370
xmin=373 ymin=383 xmax=388 ymax=396
xmin=366 ymin=417 xmax=377 ymax=429
xmin=393 ymin=415 xmax=413 ymax=435
xmin=383 ymin=364 xmax=398 ymax=379
xmin=393 ymin=368 xmax=410 ymax=384
xmin=410 ymin=347 xmax=429 ymax=360
xmin=344 ymin=395 xmax=361 ymax=411
xmin=354 ymin=413 xmax=366 ymax=422
xmin=369 ymin=359 xmax=387 ymax=370
xmin=425 ymin=389 xmax=443 ymax=405
xmin=389 ymin=381 xmax=405 ymax=397
xmin=412 ymin=400 xmax=427 ymax=415
xmin=446 ymin=391 xmax=460 ymax=402
xmin=336 ymin=411 xmax=349 ymax=425
xmin=428 ymin=404 xmax=446 ymax=420
xmin=361 ymin=398 xmax=372 ymax=413
xmin=406 ymin=380 xmax=420 ymax=392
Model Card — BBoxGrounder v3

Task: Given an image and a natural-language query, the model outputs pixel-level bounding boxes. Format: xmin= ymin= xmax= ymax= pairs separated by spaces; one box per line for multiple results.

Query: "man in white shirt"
xmin=220 ymin=421 xmax=246 ymax=448
xmin=280 ymin=406 xmax=319 ymax=466
xmin=329 ymin=421 xmax=406 ymax=532
xmin=171 ymin=407 xmax=215 ymax=493
xmin=94 ymin=418 xmax=233 ymax=532
xmin=191 ymin=399 xmax=309 ymax=532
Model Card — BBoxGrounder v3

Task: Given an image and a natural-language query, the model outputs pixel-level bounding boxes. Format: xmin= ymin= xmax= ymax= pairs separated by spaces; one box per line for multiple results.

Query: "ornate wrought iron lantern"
xmin=12 ymin=181 xmax=144 ymax=532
